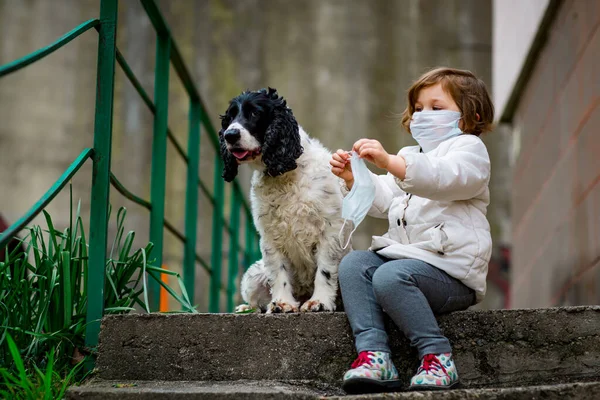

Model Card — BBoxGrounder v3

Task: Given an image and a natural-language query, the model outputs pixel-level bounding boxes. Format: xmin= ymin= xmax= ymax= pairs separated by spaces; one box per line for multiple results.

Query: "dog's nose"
xmin=224 ymin=128 xmax=241 ymax=144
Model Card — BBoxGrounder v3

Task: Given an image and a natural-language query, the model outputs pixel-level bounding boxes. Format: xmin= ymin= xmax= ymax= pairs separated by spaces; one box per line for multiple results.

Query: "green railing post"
xmin=148 ymin=33 xmax=171 ymax=311
xmin=227 ymin=188 xmax=241 ymax=311
xmin=183 ymin=100 xmax=201 ymax=305
xmin=209 ymin=156 xmax=225 ymax=312
xmin=85 ymin=0 xmax=118 ymax=353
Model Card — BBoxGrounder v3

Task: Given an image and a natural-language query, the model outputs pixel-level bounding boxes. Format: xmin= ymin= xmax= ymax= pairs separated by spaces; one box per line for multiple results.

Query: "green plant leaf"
xmin=141 ymin=248 xmax=150 ymax=313
xmin=61 ymin=251 xmax=73 ymax=327
xmin=5 ymin=334 xmax=33 ymax=397
xmin=42 ymin=347 xmax=55 ymax=400
xmin=42 ymin=210 xmax=58 ymax=259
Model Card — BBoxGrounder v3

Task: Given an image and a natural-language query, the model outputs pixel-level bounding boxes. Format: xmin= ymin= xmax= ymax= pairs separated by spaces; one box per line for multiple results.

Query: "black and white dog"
xmin=219 ymin=88 xmax=349 ymax=313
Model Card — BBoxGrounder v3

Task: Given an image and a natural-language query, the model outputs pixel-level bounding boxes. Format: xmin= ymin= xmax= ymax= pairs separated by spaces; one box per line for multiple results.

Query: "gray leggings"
xmin=339 ymin=250 xmax=475 ymax=359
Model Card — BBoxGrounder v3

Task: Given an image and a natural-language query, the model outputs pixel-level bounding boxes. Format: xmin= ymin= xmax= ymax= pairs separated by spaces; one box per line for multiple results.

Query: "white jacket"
xmin=362 ymin=134 xmax=492 ymax=302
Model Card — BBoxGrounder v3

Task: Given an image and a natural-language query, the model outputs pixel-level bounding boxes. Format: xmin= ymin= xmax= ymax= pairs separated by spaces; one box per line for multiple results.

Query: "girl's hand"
xmin=330 ymin=149 xmax=354 ymax=187
xmin=353 ymin=139 xmax=391 ymax=169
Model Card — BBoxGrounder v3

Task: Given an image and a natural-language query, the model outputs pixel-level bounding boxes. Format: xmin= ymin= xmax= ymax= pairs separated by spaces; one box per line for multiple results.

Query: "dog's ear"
xmin=219 ymin=129 xmax=239 ymax=182
xmin=261 ymin=102 xmax=303 ymax=177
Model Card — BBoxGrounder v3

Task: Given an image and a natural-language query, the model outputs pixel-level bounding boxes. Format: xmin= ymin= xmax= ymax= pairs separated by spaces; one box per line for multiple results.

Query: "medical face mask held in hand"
xmin=339 ymin=151 xmax=376 ymax=249
xmin=410 ymin=110 xmax=463 ymax=152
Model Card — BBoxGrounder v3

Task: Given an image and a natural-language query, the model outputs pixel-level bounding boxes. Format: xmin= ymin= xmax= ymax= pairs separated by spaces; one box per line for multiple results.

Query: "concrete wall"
xmin=0 ymin=0 xmax=500 ymax=311
xmin=492 ymin=0 xmax=549 ymax=117
xmin=508 ymin=0 xmax=600 ymax=308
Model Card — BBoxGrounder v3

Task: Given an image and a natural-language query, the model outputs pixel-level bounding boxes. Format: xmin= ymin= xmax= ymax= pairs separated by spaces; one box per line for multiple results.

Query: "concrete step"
xmin=332 ymin=380 xmax=600 ymax=399
xmin=66 ymin=379 xmax=334 ymax=399
xmin=93 ymin=306 xmax=600 ymax=389
xmin=67 ymin=380 xmax=600 ymax=399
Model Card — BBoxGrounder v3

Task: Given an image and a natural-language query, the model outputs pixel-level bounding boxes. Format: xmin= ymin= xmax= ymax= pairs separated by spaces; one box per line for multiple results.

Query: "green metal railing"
xmin=0 ymin=0 xmax=261 ymax=351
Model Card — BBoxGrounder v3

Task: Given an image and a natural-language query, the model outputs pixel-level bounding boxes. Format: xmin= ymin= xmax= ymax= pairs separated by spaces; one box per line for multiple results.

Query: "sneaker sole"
xmin=408 ymin=380 xmax=461 ymax=391
xmin=342 ymin=377 xmax=404 ymax=394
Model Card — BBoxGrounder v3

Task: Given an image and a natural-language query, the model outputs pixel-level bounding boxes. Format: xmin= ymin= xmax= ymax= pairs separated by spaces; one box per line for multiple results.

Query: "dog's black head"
xmin=219 ymin=87 xmax=303 ymax=182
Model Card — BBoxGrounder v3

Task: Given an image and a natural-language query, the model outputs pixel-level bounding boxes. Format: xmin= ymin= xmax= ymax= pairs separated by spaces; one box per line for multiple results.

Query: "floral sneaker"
xmin=342 ymin=351 xmax=402 ymax=394
xmin=409 ymin=353 xmax=459 ymax=390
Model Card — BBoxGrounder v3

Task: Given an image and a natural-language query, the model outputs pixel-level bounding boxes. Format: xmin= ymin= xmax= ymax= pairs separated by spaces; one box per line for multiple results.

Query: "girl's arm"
xmin=338 ymin=171 xmax=403 ymax=219
xmin=368 ymin=172 xmax=404 ymax=218
xmin=333 ymin=147 xmax=404 ymax=218
xmin=395 ymin=136 xmax=490 ymax=201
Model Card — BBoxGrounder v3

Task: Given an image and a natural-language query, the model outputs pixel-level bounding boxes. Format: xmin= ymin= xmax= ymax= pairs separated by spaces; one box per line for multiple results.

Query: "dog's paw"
xmin=235 ymin=304 xmax=258 ymax=313
xmin=266 ymin=300 xmax=299 ymax=314
xmin=300 ymin=298 xmax=336 ymax=312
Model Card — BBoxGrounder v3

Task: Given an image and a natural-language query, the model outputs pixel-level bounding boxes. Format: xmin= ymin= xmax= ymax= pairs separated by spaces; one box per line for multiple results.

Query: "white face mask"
xmin=410 ymin=110 xmax=463 ymax=152
xmin=339 ymin=152 xmax=375 ymax=249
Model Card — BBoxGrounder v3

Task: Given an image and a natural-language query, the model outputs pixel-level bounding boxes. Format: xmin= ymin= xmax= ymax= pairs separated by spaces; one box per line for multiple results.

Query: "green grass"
xmin=0 ymin=185 xmax=197 ymax=396
xmin=0 ymin=334 xmax=81 ymax=400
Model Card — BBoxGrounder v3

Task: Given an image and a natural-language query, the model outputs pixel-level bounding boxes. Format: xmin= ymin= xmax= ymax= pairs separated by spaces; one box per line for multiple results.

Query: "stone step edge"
xmin=332 ymin=380 xmax=600 ymax=399
xmin=67 ymin=380 xmax=600 ymax=400
xmin=66 ymin=379 xmax=339 ymax=399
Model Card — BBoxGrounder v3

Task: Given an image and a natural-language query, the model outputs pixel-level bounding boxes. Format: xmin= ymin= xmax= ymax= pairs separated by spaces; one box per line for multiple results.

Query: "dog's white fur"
xmin=236 ymin=128 xmax=350 ymax=313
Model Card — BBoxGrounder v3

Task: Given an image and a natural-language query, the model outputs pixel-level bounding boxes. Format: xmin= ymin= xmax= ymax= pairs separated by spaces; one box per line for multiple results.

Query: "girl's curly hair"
xmin=401 ymin=67 xmax=495 ymax=136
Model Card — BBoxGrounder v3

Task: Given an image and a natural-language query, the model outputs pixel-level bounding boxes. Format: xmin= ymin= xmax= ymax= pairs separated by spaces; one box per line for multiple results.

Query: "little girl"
xmin=330 ymin=67 xmax=494 ymax=393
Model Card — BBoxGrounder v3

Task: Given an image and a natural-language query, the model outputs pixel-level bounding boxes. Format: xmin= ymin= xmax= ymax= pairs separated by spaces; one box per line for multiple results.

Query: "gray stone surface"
xmin=95 ymin=306 xmax=600 ymax=388
xmin=67 ymin=380 xmax=331 ymax=400
xmin=67 ymin=380 xmax=600 ymax=399
xmin=330 ymin=381 xmax=600 ymax=399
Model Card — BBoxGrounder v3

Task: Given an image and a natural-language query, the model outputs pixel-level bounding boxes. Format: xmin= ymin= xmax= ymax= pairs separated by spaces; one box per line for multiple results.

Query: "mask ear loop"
xmin=338 ymin=219 xmax=357 ymax=250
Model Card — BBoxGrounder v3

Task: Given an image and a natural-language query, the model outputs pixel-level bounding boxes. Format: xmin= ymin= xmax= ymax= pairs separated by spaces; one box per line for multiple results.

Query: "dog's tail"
xmin=240 ymin=259 xmax=271 ymax=311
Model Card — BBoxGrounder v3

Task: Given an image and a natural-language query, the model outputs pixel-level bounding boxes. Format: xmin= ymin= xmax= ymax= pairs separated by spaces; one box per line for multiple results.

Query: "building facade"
xmin=494 ymin=0 xmax=600 ymax=307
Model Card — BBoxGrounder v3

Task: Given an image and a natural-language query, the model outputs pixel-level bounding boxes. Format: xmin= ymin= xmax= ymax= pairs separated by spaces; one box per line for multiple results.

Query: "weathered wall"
xmin=492 ymin=0 xmax=550 ymax=116
xmin=509 ymin=0 xmax=600 ymax=308
xmin=0 ymin=0 xmax=502 ymax=311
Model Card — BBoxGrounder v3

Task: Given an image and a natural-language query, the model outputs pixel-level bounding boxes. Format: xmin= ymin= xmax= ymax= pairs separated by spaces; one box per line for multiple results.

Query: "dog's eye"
xmin=228 ymin=107 xmax=238 ymax=119
xmin=251 ymin=111 xmax=258 ymax=119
